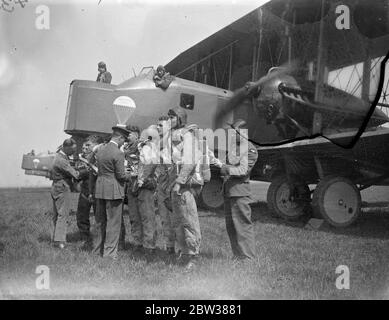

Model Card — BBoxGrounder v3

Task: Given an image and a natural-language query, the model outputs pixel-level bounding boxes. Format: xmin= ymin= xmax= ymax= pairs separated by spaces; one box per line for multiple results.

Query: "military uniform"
xmin=50 ymin=150 xmax=82 ymax=243
xmin=223 ymin=123 xmax=258 ymax=260
xmin=93 ymin=140 xmax=129 ymax=258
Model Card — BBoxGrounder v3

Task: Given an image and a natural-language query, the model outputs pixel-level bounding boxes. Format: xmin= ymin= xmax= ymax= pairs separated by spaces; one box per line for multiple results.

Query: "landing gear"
xmin=199 ymin=176 xmax=224 ymax=211
xmin=312 ymin=176 xmax=361 ymax=227
xmin=267 ymin=175 xmax=311 ymax=220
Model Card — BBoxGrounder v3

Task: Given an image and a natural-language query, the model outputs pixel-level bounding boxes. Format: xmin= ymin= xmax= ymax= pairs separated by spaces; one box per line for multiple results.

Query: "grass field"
xmin=1 ymin=185 xmax=389 ymax=300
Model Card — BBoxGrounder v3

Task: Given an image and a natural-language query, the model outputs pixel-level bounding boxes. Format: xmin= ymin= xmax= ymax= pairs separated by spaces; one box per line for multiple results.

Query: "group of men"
xmin=50 ymin=105 xmax=259 ymax=271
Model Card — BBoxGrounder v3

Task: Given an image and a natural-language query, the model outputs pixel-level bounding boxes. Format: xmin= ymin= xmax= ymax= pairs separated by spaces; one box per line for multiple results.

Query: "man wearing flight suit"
xmin=133 ymin=125 xmax=159 ymax=257
xmin=156 ymin=116 xmax=176 ymax=255
xmin=168 ymin=107 xmax=203 ymax=271
xmin=51 ymin=138 xmax=87 ymax=249
xmin=221 ymin=119 xmax=258 ymax=260
xmin=93 ymin=126 xmax=130 ymax=259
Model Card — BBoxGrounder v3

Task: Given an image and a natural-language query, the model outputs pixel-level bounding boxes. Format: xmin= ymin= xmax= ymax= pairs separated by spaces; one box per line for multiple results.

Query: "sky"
xmin=0 ymin=0 xmax=268 ymax=187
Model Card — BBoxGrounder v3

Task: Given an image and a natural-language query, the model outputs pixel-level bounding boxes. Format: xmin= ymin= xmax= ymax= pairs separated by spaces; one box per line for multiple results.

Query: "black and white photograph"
xmin=1 ymin=0 xmax=389 ymax=303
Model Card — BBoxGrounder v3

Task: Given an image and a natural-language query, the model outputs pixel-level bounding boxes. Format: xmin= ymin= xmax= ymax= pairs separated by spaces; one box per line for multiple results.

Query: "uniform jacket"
xmin=96 ymin=71 xmax=112 ymax=84
xmin=50 ymin=150 xmax=80 ymax=198
xmin=95 ymin=141 xmax=128 ymax=200
xmin=224 ymin=141 xmax=258 ymax=197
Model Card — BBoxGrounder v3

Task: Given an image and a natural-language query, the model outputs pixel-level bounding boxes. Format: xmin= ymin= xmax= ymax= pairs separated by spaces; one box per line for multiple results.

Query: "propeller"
xmin=213 ymin=60 xmax=298 ymax=129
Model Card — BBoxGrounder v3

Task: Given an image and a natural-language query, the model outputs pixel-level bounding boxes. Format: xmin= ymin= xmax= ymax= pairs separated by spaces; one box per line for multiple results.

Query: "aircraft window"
xmin=180 ymin=93 xmax=195 ymax=110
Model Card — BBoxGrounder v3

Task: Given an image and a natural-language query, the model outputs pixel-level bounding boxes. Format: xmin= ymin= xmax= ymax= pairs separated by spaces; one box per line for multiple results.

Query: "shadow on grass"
xmin=250 ymin=201 xmax=389 ymax=240
xmin=37 ymin=233 xmax=51 ymax=243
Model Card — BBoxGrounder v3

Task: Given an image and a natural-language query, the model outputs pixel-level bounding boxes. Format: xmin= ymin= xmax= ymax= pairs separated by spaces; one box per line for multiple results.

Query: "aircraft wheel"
xmin=199 ymin=177 xmax=224 ymax=211
xmin=312 ymin=176 xmax=361 ymax=228
xmin=267 ymin=175 xmax=311 ymax=220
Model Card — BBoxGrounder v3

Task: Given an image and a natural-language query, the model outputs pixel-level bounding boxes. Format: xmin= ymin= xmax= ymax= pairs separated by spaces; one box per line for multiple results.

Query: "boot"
xmin=144 ymin=248 xmax=156 ymax=262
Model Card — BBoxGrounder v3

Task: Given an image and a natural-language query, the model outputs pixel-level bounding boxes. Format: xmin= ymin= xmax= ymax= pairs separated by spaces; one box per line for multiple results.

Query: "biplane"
xmin=22 ymin=0 xmax=389 ymax=227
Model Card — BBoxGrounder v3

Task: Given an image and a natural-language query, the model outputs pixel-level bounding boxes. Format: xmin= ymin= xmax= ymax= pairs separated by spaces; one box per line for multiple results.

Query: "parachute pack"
xmin=182 ymin=124 xmax=211 ymax=185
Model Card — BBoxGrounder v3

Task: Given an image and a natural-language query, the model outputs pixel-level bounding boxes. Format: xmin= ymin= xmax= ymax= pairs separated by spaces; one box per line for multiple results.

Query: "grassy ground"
xmin=1 ymin=187 xmax=389 ymax=299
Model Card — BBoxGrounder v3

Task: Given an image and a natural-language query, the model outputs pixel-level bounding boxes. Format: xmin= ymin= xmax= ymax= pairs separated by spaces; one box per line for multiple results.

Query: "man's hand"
xmin=88 ymin=194 xmax=94 ymax=203
xmin=137 ymin=179 xmax=144 ymax=188
xmin=172 ymin=183 xmax=181 ymax=195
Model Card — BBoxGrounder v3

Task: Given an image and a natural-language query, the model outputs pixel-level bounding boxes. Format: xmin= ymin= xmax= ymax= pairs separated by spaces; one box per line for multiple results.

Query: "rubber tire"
xmin=267 ymin=175 xmax=311 ymax=221
xmin=312 ymin=176 xmax=361 ymax=228
xmin=198 ymin=177 xmax=224 ymax=211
